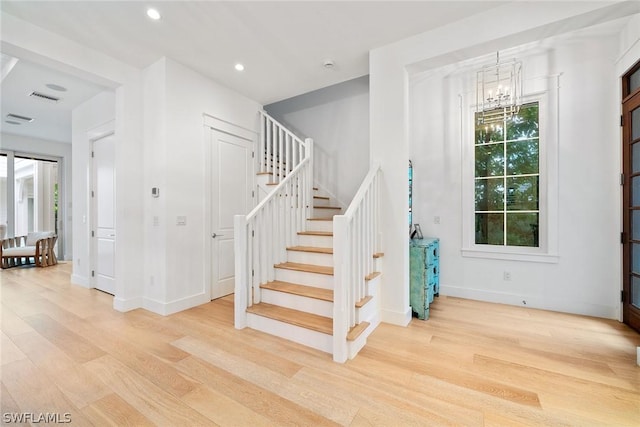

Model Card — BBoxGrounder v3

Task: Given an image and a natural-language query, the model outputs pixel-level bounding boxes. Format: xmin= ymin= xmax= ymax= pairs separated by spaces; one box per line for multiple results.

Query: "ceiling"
xmin=1 ymin=1 xmax=525 ymax=145
xmin=0 ymin=1 xmax=510 ymax=105
xmin=1 ymin=54 xmax=107 ymax=143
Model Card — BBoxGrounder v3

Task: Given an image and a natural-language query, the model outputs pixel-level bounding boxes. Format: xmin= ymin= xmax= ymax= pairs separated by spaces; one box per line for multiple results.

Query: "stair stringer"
xmin=348 ymin=270 xmax=382 ymax=359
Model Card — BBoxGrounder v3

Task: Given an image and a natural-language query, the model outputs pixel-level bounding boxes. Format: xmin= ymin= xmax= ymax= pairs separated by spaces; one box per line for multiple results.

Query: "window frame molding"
xmin=461 ymin=75 xmax=560 ymax=263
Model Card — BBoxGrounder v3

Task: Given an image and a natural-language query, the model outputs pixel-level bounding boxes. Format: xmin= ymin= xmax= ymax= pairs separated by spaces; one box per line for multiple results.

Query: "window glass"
xmin=630 ymin=68 xmax=640 ymax=95
xmin=0 ymin=155 xmax=6 ymax=238
xmin=474 ymin=102 xmax=539 ymax=247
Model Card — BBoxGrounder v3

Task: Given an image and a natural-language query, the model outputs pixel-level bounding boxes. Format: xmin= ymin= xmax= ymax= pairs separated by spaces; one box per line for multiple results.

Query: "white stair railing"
xmin=259 ymin=110 xmax=307 ymax=184
xmin=235 ymin=137 xmax=314 ymax=329
xmin=332 ymin=163 xmax=381 ymax=362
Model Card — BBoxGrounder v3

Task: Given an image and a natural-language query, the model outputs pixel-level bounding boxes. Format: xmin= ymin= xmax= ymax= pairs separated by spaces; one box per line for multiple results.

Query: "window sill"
xmin=461 ymin=248 xmax=559 ymax=263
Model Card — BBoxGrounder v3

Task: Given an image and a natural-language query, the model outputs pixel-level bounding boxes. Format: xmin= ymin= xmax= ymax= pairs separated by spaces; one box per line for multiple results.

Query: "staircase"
xmin=234 ymin=111 xmax=382 ymax=363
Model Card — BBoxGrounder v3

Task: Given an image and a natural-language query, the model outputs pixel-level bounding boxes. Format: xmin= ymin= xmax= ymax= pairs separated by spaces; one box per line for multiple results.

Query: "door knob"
xmin=212 ymin=233 xmax=225 ymax=238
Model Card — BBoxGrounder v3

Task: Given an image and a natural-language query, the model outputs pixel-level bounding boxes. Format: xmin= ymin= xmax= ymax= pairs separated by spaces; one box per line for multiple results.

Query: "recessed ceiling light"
xmin=235 ymin=63 xmax=245 ymax=72
xmin=147 ymin=8 xmax=161 ymax=20
xmin=323 ymin=60 xmax=335 ymax=69
xmin=46 ymin=83 xmax=67 ymax=92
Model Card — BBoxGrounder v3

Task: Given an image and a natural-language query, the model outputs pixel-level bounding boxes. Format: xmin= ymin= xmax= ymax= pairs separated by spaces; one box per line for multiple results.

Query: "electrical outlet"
xmin=503 ymin=271 xmax=511 ymax=281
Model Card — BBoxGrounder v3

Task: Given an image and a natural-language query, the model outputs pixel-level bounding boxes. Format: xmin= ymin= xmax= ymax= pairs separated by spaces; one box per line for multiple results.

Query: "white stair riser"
xmin=260 ymin=288 xmax=333 ymax=317
xmin=297 ymin=234 xmax=333 ymax=247
xmin=313 ymin=197 xmax=331 ymax=207
xmin=374 ymin=256 xmax=383 ymax=272
xmin=286 ymin=250 xmax=333 ymax=266
xmin=313 ymin=207 xmax=341 ymax=217
xmin=274 ymin=269 xmax=333 ymax=289
xmin=357 ymin=298 xmax=376 ymax=324
xmin=246 ymin=312 xmax=332 ymax=354
xmin=306 ymin=220 xmax=333 ymax=233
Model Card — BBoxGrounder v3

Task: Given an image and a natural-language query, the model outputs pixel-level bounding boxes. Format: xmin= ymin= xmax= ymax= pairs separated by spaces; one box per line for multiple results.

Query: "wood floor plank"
xmin=0 ymin=383 xmax=29 ymax=427
xmin=1 ymin=331 xmax=27 ymax=365
xmin=181 ymin=384 xmax=278 ymax=427
xmin=172 ymin=335 xmax=346 ymax=425
xmin=1 ymin=264 xmax=639 ymax=426
xmin=175 ymin=355 xmax=330 ymax=426
xmin=23 ymin=313 xmax=106 ymax=364
xmin=81 ymin=393 xmax=155 ymax=427
xmin=10 ymin=330 xmax=111 ymax=408
xmin=1 ymin=358 xmax=91 ymax=425
xmin=83 ymin=355 xmax=218 ymax=426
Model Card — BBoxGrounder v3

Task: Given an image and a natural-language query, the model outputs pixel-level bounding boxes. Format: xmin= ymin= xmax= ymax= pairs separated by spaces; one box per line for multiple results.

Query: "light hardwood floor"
xmin=1 ymin=263 xmax=639 ymax=426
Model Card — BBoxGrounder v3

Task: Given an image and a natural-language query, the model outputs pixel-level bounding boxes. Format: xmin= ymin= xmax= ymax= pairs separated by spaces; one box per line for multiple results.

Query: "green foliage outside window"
xmin=474 ymin=102 xmax=540 ymax=247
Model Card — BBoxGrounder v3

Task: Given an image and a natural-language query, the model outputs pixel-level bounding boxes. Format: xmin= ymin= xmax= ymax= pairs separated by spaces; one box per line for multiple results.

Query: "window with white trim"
xmin=474 ymin=102 xmax=539 ymax=247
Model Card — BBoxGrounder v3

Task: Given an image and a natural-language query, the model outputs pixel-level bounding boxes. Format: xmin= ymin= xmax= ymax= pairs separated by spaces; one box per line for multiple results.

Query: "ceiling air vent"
xmin=29 ymin=91 xmax=60 ymax=103
xmin=6 ymin=113 xmax=34 ymax=123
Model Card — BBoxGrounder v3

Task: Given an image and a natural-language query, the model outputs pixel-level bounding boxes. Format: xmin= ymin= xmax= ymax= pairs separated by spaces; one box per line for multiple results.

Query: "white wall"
xmin=0 ymin=133 xmax=72 ymax=260
xmin=410 ymin=26 xmax=622 ymax=319
xmin=143 ymin=57 xmax=262 ymax=315
xmin=370 ymin=2 xmax=640 ymax=325
xmin=265 ymin=76 xmax=370 ymax=207
xmin=71 ymin=91 xmax=115 ymax=286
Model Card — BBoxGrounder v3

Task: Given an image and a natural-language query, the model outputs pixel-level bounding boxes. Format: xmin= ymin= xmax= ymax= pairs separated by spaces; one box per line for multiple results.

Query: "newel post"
xmin=333 ymin=215 xmax=349 ymax=363
xmin=305 ymin=138 xmax=314 ymax=220
xmin=234 ymin=214 xmax=248 ymax=329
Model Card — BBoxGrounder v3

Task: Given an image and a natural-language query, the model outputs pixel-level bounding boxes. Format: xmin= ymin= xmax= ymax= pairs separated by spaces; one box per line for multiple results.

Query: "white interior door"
xmin=93 ymin=134 xmax=115 ymax=295
xmin=211 ymin=129 xmax=253 ymax=299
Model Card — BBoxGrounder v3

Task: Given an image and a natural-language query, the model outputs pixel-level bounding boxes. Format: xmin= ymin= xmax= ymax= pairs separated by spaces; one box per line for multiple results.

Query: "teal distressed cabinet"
xmin=409 ymin=238 xmax=440 ymax=320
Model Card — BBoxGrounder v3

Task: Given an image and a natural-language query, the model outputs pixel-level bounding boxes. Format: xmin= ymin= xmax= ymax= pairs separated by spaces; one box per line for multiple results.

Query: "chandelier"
xmin=476 ymin=52 xmax=523 ymax=125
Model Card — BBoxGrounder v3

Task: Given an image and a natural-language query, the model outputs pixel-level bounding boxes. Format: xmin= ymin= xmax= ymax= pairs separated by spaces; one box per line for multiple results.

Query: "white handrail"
xmin=332 ymin=163 xmax=381 ymax=362
xmin=259 ymin=111 xmax=307 ymax=183
xmin=235 ymin=132 xmax=314 ymax=329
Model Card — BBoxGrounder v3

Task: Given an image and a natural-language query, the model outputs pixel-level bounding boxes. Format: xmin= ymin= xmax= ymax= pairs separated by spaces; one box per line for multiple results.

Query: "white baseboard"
xmin=380 ymin=306 xmax=412 ymax=326
xmin=142 ymin=292 xmax=209 ymax=316
xmin=70 ymin=274 xmax=90 ymax=288
xmin=440 ymin=285 xmax=618 ymax=319
xmin=113 ymin=296 xmax=143 ymax=312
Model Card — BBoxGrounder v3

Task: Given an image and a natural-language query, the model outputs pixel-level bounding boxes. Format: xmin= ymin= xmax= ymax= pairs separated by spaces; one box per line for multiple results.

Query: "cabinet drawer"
xmin=426 ymin=243 xmax=439 ymax=265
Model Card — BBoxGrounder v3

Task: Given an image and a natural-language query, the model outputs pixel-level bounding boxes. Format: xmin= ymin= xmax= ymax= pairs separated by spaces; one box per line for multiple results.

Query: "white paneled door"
xmin=210 ymin=129 xmax=253 ymax=299
xmin=93 ymin=134 xmax=115 ymax=295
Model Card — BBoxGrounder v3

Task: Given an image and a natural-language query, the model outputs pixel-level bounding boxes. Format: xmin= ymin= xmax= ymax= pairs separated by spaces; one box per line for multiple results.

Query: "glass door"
xmin=0 ymin=151 xmax=61 ymax=256
xmin=0 ymin=154 xmax=7 ymax=239
xmin=622 ymin=60 xmax=640 ymax=332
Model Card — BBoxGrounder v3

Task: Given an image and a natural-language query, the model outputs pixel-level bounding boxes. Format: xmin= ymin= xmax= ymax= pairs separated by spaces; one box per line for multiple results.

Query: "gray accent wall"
xmin=265 ymin=75 xmax=369 ymax=207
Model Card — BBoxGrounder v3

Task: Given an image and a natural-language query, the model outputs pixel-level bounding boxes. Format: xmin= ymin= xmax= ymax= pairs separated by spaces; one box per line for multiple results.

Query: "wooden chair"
xmin=1 ymin=231 xmax=58 ymax=269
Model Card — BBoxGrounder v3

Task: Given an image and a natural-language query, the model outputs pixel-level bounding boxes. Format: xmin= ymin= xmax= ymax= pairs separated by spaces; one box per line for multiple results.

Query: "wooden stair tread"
xmin=365 ymin=271 xmax=381 ymax=281
xmin=373 ymin=252 xmax=385 ymax=258
xmin=313 ymin=195 xmax=330 ymax=200
xmin=355 ymin=295 xmax=373 ymax=308
xmin=313 ymin=187 xmax=319 ymax=191
xmin=287 ymin=246 xmax=333 ymax=254
xmin=308 ymin=217 xmax=334 ymax=221
xmin=347 ymin=321 xmax=370 ymax=341
xmin=298 ymin=231 xmax=333 ymax=236
xmin=261 ymin=281 xmax=333 ymax=302
xmin=314 ymin=206 xmax=341 ymax=210
xmin=247 ymin=303 xmax=332 ymax=335
xmin=274 ymin=262 xmax=333 ymax=276
xmin=256 ymin=172 xmax=272 ymax=176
